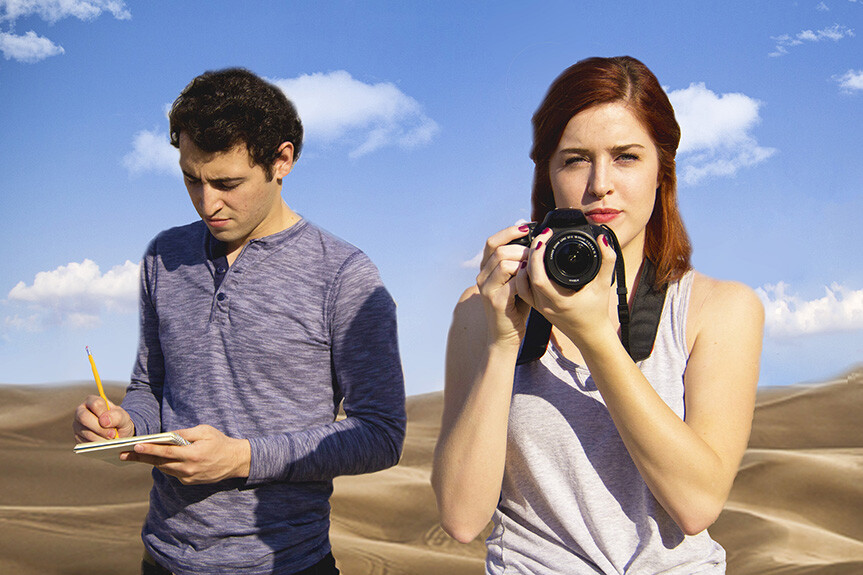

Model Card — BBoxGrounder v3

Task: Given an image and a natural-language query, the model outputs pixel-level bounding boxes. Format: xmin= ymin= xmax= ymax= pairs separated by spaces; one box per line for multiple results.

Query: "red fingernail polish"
xmin=518 ymin=225 xmax=530 ymax=232
xmin=520 ymin=260 xmax=527 ymax=269
xmin=542 ymin=228 xmax=550 ymax=235
xmin=602 ymin=235 xmax=610 ymax=247
xmin=535 ymin=241 xmax=543 ymax=250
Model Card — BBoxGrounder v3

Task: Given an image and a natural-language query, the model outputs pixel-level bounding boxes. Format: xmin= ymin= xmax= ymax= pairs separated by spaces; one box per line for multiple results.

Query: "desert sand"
xmin=1 ymin=366 xmax=861 ymax=574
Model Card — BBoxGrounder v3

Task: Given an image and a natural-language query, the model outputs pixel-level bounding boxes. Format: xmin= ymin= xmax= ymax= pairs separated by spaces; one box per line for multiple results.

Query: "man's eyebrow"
xmin=180 ymin=171 xmax=244 ymax=184
xmin=210 ymin=176 xmax=245 ymax=184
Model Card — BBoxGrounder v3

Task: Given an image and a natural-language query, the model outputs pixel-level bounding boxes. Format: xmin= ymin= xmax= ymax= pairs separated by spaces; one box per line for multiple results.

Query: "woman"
xmin=431 ymin=56 xmax=763 ymax=574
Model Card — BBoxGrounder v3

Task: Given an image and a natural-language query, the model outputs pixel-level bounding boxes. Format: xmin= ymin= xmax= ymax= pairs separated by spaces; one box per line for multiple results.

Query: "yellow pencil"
xmin=86 ymin=346 xmax=119 ymax=439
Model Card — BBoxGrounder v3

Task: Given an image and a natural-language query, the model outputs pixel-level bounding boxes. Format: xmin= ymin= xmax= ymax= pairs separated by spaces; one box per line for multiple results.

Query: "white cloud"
xmin=4 ymin=312 xmax=43 ymax=332
xmin=461 ymin=250 xmax=483 ymax=269
xmin=272 ymin=70 xmax=439 ymax=158
xmin=834 ymin=69 xmax=863 ymax=92
xmin=5 ymin=259 xmax=139 ymax=330
xmin=817 ymin=1 xmax=830 ymax=11
xmin=461 ymin=219 xmax=530 ymax=269
xmin=668 ymin=83 xmax=776 ymax=185
xmin=0 ymin=0 xmax=130 ymax=23
xmin=0 ymin=0 xmax=130 ymax=64
xmin=0 ymin=30 xmax=63 ymax=62
xmin=123 ymin=129 xmax=179 ymax=176
xmin=770 ymin=23 xmax=855 ymax=56
xmin=757 ymin=282 xmax=863 ymax=338
xmin=124 ymin=71 xmax=439 ymax=173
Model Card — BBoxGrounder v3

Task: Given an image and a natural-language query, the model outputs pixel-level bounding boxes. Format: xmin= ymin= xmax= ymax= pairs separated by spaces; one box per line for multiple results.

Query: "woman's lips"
xmin=584 ymin=209 xmax=620 ymax=224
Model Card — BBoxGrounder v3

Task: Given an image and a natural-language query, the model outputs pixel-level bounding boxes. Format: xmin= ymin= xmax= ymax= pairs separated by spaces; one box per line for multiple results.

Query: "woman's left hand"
xmin=515 ymin=227 xmax=619 ymax=344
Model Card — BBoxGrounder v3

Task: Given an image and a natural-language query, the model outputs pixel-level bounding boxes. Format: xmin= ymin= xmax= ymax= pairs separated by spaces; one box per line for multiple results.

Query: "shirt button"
xmin=217 ymin=293 xmax=226 ymax=301
xmin=217 ymin=267 xmax=226 ymax=274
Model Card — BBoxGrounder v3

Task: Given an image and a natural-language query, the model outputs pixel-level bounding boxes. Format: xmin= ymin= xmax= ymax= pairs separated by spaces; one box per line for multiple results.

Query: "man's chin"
xmin=205 ymin=226 xmax=235 ymax=243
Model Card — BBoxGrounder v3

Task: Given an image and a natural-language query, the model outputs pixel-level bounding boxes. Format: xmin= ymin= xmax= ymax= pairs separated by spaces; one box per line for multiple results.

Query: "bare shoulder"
xmin=687 ymin=271 xmax=764 ymax=350
xmin=689 ymin=271 xmax=763 ymax=317
xmin=457 ymin=284 xmax=481 ymax=305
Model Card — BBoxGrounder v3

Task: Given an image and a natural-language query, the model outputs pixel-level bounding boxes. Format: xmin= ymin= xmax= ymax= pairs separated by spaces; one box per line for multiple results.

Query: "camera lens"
xmin=554 ymin=239 xmax=594 ymax=278
xmin=544 ymin=231 xmax=601 ymax=289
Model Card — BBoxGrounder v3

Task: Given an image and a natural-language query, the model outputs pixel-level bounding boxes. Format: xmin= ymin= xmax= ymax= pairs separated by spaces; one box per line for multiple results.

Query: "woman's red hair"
xmin=530 ymin=56 xmax=691 ymax=286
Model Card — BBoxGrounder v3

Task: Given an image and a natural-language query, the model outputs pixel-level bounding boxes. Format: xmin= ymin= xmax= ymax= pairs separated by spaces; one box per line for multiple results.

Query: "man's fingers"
xmin=74 ymin=400 xmax=118 ymax=442
xmin=174 ymin=424 xmax=213 ymax=442
xmin=122 ymin=451 xmax=172 ymax=467
xmin=84 ymin=394 xmax=115 ymax=414
xmin=124 ymin=449 xmax=204 ymax=485
xmin=74 ymin=428 xmax=109 ymax=443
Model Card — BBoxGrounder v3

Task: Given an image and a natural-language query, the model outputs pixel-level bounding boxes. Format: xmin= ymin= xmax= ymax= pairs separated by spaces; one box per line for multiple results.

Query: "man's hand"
xmin=74 ymin=395 xmax=135 ymax=443
xmin=122 ymin=424 xmax=251 ymax=485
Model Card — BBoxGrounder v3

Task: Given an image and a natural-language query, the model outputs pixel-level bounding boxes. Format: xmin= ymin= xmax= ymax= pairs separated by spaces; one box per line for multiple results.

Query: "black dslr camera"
xmin=509 ymin=208 xmax=610 ymax=290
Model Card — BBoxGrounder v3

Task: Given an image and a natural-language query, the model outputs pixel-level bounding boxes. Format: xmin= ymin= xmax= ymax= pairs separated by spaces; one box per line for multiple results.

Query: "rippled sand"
xmin=2 ymin=367 xmax=861 ymax=574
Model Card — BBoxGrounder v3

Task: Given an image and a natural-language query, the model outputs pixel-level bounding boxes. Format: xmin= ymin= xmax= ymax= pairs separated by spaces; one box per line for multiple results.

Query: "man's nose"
xmin=199 ymin=185 xmax=224 ymax=215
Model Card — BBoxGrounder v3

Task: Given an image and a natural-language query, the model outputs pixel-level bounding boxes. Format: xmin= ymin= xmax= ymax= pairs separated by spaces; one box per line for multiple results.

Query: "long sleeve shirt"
xmin=123 ymin=218 xmax=406 ymax=575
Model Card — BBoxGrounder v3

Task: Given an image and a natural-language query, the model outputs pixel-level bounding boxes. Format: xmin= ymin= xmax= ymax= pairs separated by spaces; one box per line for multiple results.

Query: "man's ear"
xmin=273 ymin=142 xmax=295 ymax=181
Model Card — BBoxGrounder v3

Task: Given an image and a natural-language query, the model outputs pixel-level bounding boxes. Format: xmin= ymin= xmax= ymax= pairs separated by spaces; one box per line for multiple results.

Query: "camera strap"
xmin=626 ymin=258 xmax=668 ymax=362
xmin=515 ymin=238 xmax=667 ymax=365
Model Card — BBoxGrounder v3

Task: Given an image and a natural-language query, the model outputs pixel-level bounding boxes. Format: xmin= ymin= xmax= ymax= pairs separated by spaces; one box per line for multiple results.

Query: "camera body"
xmin=509 ymin=208 xmax=607 ymax=290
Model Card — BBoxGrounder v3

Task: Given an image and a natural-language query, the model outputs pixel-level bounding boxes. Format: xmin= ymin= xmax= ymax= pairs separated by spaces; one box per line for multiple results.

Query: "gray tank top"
xmin=486 ymin=271 xmax=726 ymax=574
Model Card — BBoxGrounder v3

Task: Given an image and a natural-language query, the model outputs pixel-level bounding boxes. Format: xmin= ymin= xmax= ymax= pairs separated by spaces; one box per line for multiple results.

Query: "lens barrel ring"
xmin=543 ymin=230 xmax=602 ymax=289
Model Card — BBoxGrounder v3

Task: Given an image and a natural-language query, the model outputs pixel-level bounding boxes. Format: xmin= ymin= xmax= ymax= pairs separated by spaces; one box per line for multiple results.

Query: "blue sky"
xmin=1 ymin=0 xmax=861 ymax=395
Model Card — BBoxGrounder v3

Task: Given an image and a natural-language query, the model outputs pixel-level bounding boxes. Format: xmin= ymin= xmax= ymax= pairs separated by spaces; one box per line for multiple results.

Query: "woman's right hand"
xmin=476 ymin=224 xmax=532 ymax=347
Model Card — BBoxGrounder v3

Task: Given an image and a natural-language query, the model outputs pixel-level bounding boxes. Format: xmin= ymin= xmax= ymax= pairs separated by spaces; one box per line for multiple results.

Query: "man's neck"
xmin=225 ymin=202 xmax=301 ymax=265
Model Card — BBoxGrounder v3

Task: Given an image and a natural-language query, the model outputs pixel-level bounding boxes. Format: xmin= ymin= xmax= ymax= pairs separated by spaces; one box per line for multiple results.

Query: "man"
xmin=74 ymin=68 xmax=406 ymax=575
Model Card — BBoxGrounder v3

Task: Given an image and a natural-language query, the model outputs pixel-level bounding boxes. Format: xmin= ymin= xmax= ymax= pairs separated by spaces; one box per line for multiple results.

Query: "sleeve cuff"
xmin=246 ymin=435 xmax=294 ymax=486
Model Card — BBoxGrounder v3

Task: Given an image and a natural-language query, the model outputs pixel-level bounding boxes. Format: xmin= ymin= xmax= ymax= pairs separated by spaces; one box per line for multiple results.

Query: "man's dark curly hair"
xmin=169 ymin=68 xmax=303 ymax=179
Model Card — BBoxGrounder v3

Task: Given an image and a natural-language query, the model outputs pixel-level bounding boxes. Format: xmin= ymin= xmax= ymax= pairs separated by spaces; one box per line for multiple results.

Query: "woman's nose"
xmin=588 ymin=162 xmax=613 ymax=199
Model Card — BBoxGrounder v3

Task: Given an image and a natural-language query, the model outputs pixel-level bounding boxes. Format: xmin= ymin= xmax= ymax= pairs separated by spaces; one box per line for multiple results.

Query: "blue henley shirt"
xmin=122 ymin=218 xmax=406 ymax=575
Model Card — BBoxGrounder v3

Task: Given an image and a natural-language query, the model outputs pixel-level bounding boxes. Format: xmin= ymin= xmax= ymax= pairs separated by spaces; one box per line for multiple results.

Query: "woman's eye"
xmin=564 ymin=156 xmax=588 ymax=166
xmin=617 ymin=153 xmax=639 ymax=162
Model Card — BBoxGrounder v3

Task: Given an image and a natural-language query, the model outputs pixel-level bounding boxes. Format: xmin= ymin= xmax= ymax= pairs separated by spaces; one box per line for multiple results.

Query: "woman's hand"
xmin=516 ymin=227 xmax=619 ymax=346
xmin=476 ymin=224 xmax=532 ymax=348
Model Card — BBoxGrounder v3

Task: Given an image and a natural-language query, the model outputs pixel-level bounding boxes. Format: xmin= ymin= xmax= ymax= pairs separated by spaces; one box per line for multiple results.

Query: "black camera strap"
xmin=604 ymin=225 xmax=631 ymax=355
xmin=515 ymin=235 xmax=667 ymax=365
xmin=515 ymin=308 xmax=553 ymax=365
xmin=626 ymin=258 xmax=668 ymax=362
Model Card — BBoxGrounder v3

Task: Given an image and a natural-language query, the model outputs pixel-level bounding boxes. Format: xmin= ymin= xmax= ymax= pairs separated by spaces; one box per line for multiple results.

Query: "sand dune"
xmin=1 ymin=367 xmax=861 ymax=574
